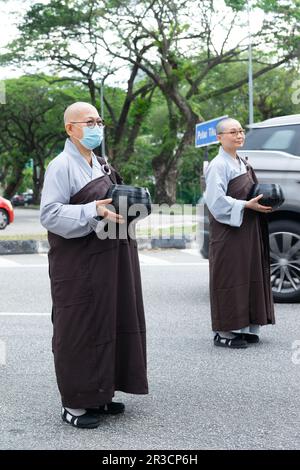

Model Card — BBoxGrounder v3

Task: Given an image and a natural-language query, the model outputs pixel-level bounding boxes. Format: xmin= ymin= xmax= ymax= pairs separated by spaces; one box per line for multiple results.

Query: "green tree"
xmin=0 ymin=75 xmax=85 ymax=202
xmin=1 ymin=0 xmax=156 ymax=168
xmin=98 ymin=0 xmax=299 ymax=202
xmin=1 ymin=0 xmax=299 ymax=203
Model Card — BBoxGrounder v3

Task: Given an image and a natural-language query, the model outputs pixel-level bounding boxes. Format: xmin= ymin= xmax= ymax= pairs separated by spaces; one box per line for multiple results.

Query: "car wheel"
xmin=269 ymin=220 xmax=300 ymax=303
xmin=0 ymin=209 xmax=9 ymax=230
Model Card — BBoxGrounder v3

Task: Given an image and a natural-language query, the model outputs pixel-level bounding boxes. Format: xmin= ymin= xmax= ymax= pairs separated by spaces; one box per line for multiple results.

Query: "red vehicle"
xmin=0 ymin=196 xmax=14 ymax=229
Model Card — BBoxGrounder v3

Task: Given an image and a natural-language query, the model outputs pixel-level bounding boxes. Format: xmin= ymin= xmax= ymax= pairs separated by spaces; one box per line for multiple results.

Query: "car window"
xmin=244 ymin=124 xmax=300 ymax=156
xmin=261 ymin=129 xmax=295 ymax=150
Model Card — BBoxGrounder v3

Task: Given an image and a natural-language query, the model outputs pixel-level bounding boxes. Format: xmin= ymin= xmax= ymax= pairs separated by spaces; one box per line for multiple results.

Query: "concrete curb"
xmin=0 ymin=236 xmax=196 ymax=255
xmin=0 ymin=240 xmax=50 ymax=255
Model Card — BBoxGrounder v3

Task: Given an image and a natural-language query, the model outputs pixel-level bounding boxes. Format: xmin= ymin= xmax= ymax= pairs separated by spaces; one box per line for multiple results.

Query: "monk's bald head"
xmin=216 ymin=116 xmax=245 ymax=152
xmin=64 ymin=102 xmax=98 ymax=125
xmin=216 ymin=118 xmax=242 ymax=135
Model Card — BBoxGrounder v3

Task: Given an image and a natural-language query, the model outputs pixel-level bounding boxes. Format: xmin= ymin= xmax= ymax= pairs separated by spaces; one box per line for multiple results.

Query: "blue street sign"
xmin=195 ymin=115 xmax=228 ymax=148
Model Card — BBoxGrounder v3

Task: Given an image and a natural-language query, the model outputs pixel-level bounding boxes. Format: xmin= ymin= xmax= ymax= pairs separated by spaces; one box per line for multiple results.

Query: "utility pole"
xmin=100 ymin=78 xmax=106 ymax=157
xmin=247 ymin=0 xmax=254 ymax=125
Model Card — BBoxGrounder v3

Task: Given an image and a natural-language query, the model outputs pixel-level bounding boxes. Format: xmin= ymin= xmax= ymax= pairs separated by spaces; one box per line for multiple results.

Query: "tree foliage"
xmin=0 ymin=75 xmax=85 ymax=201
xmin=0 ymin=0 xmax=299 ymax=203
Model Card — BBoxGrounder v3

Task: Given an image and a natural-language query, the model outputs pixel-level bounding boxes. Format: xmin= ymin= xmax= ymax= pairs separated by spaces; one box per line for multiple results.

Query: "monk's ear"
xmin=65 ymin=123 xmax=72 ymax=136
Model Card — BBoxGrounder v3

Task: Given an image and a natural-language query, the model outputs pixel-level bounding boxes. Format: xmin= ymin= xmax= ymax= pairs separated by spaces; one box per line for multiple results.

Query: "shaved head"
xmin=64 ymin=102 xmax=98 ymax=124
xmin=216 ymin=118 xmax=242 ymax=135
xmin=216 ymin=116 xmax=245 ymax=154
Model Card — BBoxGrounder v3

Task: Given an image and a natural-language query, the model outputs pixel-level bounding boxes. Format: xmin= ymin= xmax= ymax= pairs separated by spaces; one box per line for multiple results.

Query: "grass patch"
xmin=13 ymin=205 xmax=40 ymax=210
xmin=0 ymin=225 xmax=197 ymax=241
xmin=151 ymin=205 xmax=197 ymax=215
xmin=0 ymin=233 xmax=47 ymax=241
xmin=136 ymin=224 xmax=197 ymax=237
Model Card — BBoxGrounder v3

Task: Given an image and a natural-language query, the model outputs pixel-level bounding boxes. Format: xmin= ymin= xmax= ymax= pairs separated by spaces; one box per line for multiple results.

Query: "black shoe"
xmin=241 ymin=333 xmax=259 ymax=344
xmin=61 ymin=407 xmax=102 ymax=429
xmin=86 ymin=401 xmax=125 ymax=416
xmin=214 ymin=333 xmax=248 ymax=349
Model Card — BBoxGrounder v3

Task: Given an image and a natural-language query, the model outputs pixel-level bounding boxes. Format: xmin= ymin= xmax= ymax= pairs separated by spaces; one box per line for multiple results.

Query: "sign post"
xmin=195 ymin=115 xmax=228 ymax=189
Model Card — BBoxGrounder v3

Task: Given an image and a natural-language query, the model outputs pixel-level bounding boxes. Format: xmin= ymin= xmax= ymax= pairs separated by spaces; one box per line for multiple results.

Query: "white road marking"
xmin=0 ymin=264 xmax=48 ymax=268
xmin=138 ymin=254 xmax=172 ymax=265
xmin=141 ymin=262 xmax=208 ymax=266
xmin=0 ymin=261 xmax=209 ymax=268
xmin=0 ymin=258 xmax=20 ymax=267
xmin=0 ymin=312 xmax=50 ymax=316
xmin=180 ymin=248 xmax=203 ymax=257
xmin=0 ymin=253 xmax=209 ymax=268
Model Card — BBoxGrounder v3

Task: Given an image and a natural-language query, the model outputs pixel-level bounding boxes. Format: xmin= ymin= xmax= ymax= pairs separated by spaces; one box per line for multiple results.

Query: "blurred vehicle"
xmin=11 ymin=190 xmax=34 ymax=206
xmin=200 ymin=114 xmax=300 ymax=303
xmin=23 ymin=191 xmax=34 ymax=205
xmin=0 ymin=196 xmax=14 ymax=229
xmin=11 ymin=193 xmax=25 ymax=206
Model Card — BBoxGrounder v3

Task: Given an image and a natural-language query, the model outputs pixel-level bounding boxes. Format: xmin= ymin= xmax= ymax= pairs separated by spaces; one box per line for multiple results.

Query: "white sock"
xmin=215 ymin=331 xmax=236 ymax=339
xmin=65 ymin=407 xmax=86 ymax=417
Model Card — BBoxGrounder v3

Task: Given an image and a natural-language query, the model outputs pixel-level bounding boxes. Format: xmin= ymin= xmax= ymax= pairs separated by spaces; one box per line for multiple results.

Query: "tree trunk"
xmin=88 ymin=78 xmax=96 ymax=106
xmin=122 ymin=101 xmax=150 ymax=162
xmin=3 ymin=167 xmax=24 ymax=199
xmin=152 ymin=122 xmax=198 ymax=204
xmin=32 ymin=162 xmax=44 ymax=204
xmin=152 ymin=155 xmax=178 ymax=204
xmin=151 ymin=98 xmax=180 ymax=204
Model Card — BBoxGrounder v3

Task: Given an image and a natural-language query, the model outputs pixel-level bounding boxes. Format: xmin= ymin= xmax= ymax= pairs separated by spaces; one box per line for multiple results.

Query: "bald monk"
xmin=204 ymin=117 xmax=275 ymax=349
xmin=40 ymin=102 xmax=148 ymax=428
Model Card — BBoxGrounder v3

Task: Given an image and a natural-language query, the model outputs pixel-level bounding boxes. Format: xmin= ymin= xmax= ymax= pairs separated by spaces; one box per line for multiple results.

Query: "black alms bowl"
xmin=247 ymin=183 xmax=284 ymax=210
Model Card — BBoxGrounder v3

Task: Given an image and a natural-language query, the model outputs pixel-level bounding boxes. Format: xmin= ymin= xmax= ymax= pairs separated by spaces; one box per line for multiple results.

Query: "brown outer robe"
xmin=208 ymin=158 xmax=275 ymax=332
xmin=48 ymin=161 xmax=148 ymax=408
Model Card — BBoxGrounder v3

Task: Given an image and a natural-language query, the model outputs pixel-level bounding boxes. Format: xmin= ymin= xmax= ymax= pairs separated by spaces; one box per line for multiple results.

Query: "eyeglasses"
xmin=219 ymin=129 xmax=245 ymax=136
xmin=71 ymin=118 xmax=105 ymax=129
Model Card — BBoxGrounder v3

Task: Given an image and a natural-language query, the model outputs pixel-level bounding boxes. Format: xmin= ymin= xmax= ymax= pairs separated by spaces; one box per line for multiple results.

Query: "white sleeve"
xmin=204 ymin=161 xmax=246 ymax=227
xmin=40 ymin=159 xmax=98 ymax=239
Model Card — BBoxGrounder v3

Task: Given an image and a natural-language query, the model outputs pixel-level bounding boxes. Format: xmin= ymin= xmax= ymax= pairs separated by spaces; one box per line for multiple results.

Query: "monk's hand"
xmin=96 ymin=198 xmax=125 ymax=224
xmin=245 ymin=194 xmax=273 ymax=213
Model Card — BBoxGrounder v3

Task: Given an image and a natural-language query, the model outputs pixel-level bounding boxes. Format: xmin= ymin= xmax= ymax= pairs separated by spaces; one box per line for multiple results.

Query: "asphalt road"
xmin=3 ymin=208 xmax=46 ymax=235
xmin=0 ymin=249 xmax=299 ymax=450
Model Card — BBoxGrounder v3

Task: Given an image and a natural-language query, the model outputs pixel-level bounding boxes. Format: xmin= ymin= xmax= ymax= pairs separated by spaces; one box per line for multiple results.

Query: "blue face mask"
xmin=78 ymin=125 xmax=104 ymax=150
